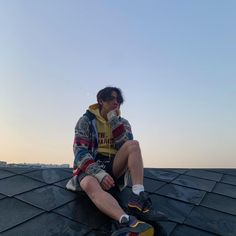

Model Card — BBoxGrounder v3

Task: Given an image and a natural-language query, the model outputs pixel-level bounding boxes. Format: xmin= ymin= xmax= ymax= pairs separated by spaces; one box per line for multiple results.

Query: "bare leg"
xmin=80 ymin=175 xmax=125 ymax=221
xmin=112 ymin=140 xmax=144 ymax=185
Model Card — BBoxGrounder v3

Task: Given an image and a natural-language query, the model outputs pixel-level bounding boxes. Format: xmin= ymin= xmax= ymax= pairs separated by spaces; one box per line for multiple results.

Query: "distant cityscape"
xmin=0 ymin=161 xmax=70 ymax=168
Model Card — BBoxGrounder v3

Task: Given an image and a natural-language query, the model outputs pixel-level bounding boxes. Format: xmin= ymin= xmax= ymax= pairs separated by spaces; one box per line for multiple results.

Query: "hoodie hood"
xmin=88 ymin=103 xmax=121 ymax=123
xmin=88 ymin=103 xmax=106 ymax=123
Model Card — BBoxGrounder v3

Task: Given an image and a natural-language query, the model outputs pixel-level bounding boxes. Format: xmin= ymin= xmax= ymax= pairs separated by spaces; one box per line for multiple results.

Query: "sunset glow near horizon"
xmin=0 ymin=1 xmax=235 ymax=168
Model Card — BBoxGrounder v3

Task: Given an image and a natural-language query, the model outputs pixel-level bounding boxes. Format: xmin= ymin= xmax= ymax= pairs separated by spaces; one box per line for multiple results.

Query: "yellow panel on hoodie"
xmin=89 ymin=104 xmax=117 ymax=157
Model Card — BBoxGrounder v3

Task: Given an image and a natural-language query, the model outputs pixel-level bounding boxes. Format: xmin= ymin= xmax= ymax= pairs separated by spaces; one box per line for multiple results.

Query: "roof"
xmin=0 ymin=167 xmax=236 ymax=235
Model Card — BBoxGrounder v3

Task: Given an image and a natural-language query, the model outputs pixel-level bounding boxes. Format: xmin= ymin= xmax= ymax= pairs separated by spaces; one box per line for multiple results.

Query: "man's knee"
xmin=125 ymin=140 xmax=140 ymax=153
xmin=80 ymin=175 xmax=101 ymax=199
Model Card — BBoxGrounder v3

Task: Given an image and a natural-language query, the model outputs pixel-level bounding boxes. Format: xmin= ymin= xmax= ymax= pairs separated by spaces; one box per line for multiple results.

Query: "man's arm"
xmin=73 ymin=116 xmax=108 ymax=183
xmin=107 ymin=110 xmax=133 ymax=149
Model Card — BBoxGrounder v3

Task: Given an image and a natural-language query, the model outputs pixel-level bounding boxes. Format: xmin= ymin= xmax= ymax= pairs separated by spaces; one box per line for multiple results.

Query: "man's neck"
xmin=99 ymin=109 xmax=108 ymax=121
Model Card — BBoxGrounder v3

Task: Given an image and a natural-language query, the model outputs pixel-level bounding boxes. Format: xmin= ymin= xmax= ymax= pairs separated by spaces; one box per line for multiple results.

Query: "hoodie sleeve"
xmin=73 ymin=116 xmax=108 ymax=183
xmin=109 ymin=116 xmax=133 ymax=149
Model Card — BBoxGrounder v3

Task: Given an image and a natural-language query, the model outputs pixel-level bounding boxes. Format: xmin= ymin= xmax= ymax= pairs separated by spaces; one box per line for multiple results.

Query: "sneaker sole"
xmin=111 ymin=224 xmax=154 ymax=236
xmin=139 ymin=227 xmax=154 ymax=236
xmin=128 ymin=207 xmax=168 ymax=222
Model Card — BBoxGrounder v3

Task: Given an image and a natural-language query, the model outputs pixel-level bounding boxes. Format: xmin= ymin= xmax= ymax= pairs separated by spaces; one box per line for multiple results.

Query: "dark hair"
xmin=97 ymin=86 xmax=124 ymax=105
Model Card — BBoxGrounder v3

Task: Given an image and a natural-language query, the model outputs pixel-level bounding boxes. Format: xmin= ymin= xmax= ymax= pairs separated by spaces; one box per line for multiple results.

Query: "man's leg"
xmin=112 ymin=140 xmax=143 ymax=186
xmin=112 ymin=140 xmax=168 ymax=222
xmin=80 ymin=175 xmax=155 ymax=235
xmin=80 ymin=175 xmax=125 ymax=221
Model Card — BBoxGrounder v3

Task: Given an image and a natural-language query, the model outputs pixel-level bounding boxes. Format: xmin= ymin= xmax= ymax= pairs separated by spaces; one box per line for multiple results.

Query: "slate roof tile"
xmin=53 ymin=194 xmax=110 ymax=229
xmin=85 ymin=229 xmax=111 ymax=236
xmin=154 ymin=168 xmax=188 ymax=174
xmin=22 ymin=168 xmax=72 ymax=184
xmin=2 ymin=167 xmax=39 ymax=174
xmin=185 ymin=169 xmax=223 ymax=181
xmin=0 ymin=167 xmax=236 ymax=235
xmin=53 ymin=178 xmax=71 ymax=188
xmin=210 ymin=169 xmax=236 ymax=177
xmin=185 ymin=206 xmax=236 ymax=236
xmin=144 ymin=169 xmax=179 ymax=182
xmin=158 ymin=221 xmax=177 ymax=235
xmin=200 ymin=192 xmax=236 ymax=215
xmin=15 ymin=185 xmax=77 ymax=211
xmin=0 ymin=169 xmax=15 ymax=179
xmin=171 ymin=224 xmax=218 ymax=236
xmin=150 ymin=194 xmax=194 ymax=224
xmin=172 ymin=174 xmax=216 ymax=192
xmin=143 ymin=177 xmax=166 ymax=193
xmin=157 ymin=183 xmax=206 ymax=204
xmin=221 ymin=174 xmax=236 ymax=186
xmin=0 ymin=198 xmax=43 ymax=233
xmin=1 ymin=212 xmax=91 ymax=236
xmin=212 ymin=182 xmax=236 ymax=198
xmin=0 ymin=175 xmax=46 ymax=197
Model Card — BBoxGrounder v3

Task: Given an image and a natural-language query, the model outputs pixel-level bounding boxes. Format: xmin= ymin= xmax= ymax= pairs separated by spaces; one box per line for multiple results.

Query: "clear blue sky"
xmin=0 ymin=1 xmax=235 ymax=167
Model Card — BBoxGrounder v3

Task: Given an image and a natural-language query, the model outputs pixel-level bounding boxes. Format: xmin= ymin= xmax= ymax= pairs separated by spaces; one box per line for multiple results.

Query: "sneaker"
xmin=111 ymin=215 xmax=154 ymax=236
xmin=127 ymin=192 xmax=168 ymax=222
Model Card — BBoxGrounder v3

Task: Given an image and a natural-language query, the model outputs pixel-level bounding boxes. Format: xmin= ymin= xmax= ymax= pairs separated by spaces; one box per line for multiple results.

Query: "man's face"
xmin=101 ymin=91 xmax=120 ymax=113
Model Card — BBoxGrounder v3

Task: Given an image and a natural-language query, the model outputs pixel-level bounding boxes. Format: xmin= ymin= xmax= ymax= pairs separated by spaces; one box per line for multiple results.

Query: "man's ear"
xmin=99 ymin=99 xmax=103 ymax=105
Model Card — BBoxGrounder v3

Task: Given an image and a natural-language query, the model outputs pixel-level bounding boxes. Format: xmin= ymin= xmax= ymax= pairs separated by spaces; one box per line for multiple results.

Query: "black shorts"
xmin=78 ymin=153 xmax=126 ymax=189
xmin=95 ymin=153 xmax=115 ymax=177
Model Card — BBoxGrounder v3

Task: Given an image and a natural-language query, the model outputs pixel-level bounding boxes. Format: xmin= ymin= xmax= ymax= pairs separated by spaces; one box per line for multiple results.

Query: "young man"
xmin=66 ymin=87 xmax=167 ymax=235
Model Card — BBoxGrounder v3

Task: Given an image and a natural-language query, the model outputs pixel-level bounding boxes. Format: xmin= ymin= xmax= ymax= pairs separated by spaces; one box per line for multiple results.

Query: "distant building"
xmin=0 ymin=161 xmax=7 ymax=166
xmin=1 ymin=161 xmax=69 ymax=168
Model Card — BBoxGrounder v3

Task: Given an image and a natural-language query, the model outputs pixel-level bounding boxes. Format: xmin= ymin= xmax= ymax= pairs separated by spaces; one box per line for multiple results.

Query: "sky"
xmin=0 ymin=1 xmax=235 ymax=168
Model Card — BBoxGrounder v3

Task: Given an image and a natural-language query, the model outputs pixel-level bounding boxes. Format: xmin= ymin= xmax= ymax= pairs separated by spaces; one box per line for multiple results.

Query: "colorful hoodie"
xmin=72 ymin=104 xmax=133 ymax=184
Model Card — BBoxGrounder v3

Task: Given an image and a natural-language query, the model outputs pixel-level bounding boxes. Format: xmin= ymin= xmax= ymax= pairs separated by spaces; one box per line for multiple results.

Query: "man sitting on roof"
xmin=66 ymin=86 xmax=167 ymax=235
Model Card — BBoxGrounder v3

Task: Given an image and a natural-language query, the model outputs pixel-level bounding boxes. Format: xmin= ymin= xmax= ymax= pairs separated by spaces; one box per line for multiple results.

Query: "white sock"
xmin=119 ymin=214 xmax=129 ymax=224
xmin=132 ymin=184 xmax=144 ymax=195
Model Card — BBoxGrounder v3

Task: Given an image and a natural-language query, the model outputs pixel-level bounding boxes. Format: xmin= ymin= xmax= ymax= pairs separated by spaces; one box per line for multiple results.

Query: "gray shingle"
xmin=155 ymin=168 xmax=188 ymax=174
xmin=172 ymin=174 xmax=216 ymax=192
xmin=185 ymin=169 xmax=223 ymax=181
xmin=185 ymin=206 xmax=236 ymax=236
xmin=158 ymin=221 xmax=177 ymax=235
xmin=221 ymin=174 xmax=236 ymax=186
xmin=0 ymin=169 xmax=14 ymax=179
xmin=157 ymin=183 xmax=206 ymax=204
xmin=54 ymin=194 xmax=110 ymax=228
xmin=15 ymin=185 xmax=77 ymax=211
xmin=0 ymin=175 xmax=46 ymax=197
xmin=144 ymin=169 xmax=179 ymax=182
xmin=0 ymin=193 xmax=6 ymax=200
xmin=1 ymin=212 xmax=91 ymax=236
xmin=23 ymin=168 xmax=72 ymax=184
xmin=201 ymin=192 xmax=236 ymax=215
xmin=150 ymin=194 xmax=194 ymax=223
xmin=3 ymin=167 xmax=39 ymax=174
xmin=143 ymin=177 xmax=166 ymax=193
xmin=213 ymin=182 xmax=236 ymax=198
xmin=171 ymin=224 xmax=218 ymax=236
xmin=0 ymin=198 xmax=43 ymax=233
xmin=212 ymin=169 xmax=236 ymax=177
xmin=53 ymin=178 xmax=71 ymax=189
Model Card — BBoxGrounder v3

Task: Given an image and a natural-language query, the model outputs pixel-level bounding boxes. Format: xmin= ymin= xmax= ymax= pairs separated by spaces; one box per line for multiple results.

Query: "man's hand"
xmin=107 ymin=109 xmax=120 ymax=121
xmin=101 ymin=174 xmax=115 ymax=190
